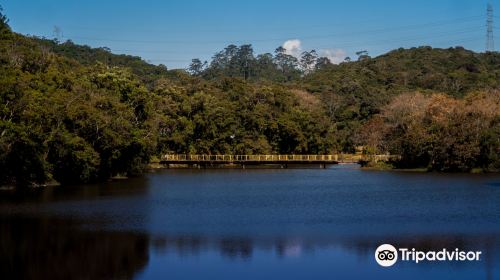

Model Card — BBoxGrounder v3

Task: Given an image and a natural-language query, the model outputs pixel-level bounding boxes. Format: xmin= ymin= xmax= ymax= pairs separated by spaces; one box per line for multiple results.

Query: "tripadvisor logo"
xmin=375 ymin=244 xmax=398 ymax=267
xmin=375 ymin=244 xmax=482 ymax=267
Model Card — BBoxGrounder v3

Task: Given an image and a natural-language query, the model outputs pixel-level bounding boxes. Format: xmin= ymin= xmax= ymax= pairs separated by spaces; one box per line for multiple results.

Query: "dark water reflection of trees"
xmin=2 ymin=171 xmax=499 ymax=279
xmin=2 ymin=215 xmax=498 ymax=280
xmin=0 ymin=217 xmax=149 ymax=280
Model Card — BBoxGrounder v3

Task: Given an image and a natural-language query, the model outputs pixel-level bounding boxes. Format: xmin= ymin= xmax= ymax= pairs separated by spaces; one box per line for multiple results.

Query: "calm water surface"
xmin=1 ymin=164 xmax=500 ymax=279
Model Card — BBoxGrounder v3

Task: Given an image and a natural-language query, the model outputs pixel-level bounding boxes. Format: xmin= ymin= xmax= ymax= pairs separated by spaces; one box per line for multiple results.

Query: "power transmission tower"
xmin=486 ymin=3 xmax=494 ymax=52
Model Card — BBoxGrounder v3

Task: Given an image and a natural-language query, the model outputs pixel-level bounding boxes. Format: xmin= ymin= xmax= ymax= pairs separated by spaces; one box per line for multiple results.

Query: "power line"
xmin=295 ymin=16 xmax=483 ymax=42
xmin=53 ymin=16 xmax=390 ymax=34
xmin=110 ymin=49 xmax=215 ymax=55
xmin=39 ymin=14 xmax=487 ymax=67
xmin=283 ymin=34 xmax=483 ymax=56
xmin=142 ymin=35 xmax=484 ymax=64
xmin=300 ymin=26 xmax=483 ymax=49
xmin=102 ymin=26 xmax=484 ymax=65
xmin=48 ymin=6 xmax=481 ymax=35
xmin=106 ymin=26 xmax=482 ymax=59
xmin=56 ymin=15 xmax=484 ymax=45
xmin=306 ymin=36 xmax=482 ymax=56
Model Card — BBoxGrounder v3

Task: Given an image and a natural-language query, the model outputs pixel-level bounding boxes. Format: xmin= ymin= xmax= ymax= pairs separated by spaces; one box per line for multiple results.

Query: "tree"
xmin=204 ymin=44 xmax=257 ymax=79
xmin=235 ymin=44 xmax=255 ymax=80
xmin=188 ymin=58 xmax=206 ymax=76
xmin=356 ymin=91 xmax=500 ymax=171
xmin=315 ymin=56 xmax=332 ymax=70
xmin=0 ymin=5 xmax=8 ymax=28
xmin=2 ymin=13 xmax=500 ymax=188
xmin=274 ymin=46 xmax=300 ymax=81
xmin=480 ymin=115 xmax=500 ymax=171
xmin=0 ymin=125 xmax=50 ymax=186
xmin=300 ymin=50 xmax=318 ymax=74
xmin=355 ymin=50 xmax=370 ymax=61
xmin=255 ymin=53 xmax=280 ymax=79
xmin=0 ymin=5 xmax=11 ymax=39
xmin=47 ymin=131 xmax=100 ymax=184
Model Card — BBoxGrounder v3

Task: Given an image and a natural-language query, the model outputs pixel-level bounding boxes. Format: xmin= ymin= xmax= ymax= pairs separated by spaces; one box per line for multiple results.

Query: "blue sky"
xmin=2 ymin=0 xmax=498 ymax=69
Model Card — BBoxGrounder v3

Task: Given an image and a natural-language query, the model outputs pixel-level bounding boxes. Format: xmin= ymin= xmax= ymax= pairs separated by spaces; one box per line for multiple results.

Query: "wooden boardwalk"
xmin=160 ymin=154 xmax=396 ymax=168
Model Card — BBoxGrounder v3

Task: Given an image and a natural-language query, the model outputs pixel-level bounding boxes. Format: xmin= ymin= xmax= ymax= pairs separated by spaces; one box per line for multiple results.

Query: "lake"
xmin=1 ymin=164 xmax=500 ymax=280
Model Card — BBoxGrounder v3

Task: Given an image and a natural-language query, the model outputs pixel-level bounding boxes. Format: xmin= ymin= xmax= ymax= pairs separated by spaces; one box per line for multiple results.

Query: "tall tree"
xmin=235 ymin=44 xmax=255 ymax=80
xmin=315 ymin=56 xmax=332 ymax=70
xmin=300 ymin=50 xmax=318 ymax=74
xmin=274 ymin=46 xmax=300 ymax=81
xmin=188 ymin=58 xmax=206 ymax=76
xmin=0 ymin=5 xmax=11 ymax=39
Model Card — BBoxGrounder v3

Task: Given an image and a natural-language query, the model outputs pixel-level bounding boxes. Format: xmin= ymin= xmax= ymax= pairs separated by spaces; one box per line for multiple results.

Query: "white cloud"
xmin=282 ymin=40 xmax=347 ymax=65
xmin=320 ymin=48 xmax=346 ymax=64
xmin=283 ymin=39 xmax=302 ymax=57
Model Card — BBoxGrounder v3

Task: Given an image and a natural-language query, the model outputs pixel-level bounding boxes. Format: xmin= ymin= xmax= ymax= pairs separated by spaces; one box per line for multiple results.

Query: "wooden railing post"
xmin=161 ymin=154 xmax=397 ymax=165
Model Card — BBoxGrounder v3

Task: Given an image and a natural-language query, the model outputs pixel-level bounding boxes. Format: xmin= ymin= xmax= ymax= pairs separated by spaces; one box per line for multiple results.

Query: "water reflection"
xmin=147 ymin=233 xmax=499 ymax=280
xmin=1 ymin=167 xmax=499 ymax=279
xmin=0 ymin=176 xmax=150 ymax=204
xmin=0 ymin=217 xmax=149 ymax=280
xmin=147 ymin=233 xmax=500 ymax=261
xmin=1 ymin=215 xmax=499 ymax=280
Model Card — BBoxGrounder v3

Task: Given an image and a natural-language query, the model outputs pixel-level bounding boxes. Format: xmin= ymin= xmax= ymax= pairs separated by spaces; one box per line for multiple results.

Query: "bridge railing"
xmin=161 ymin=154 xmax=400 ymax=162
xmin=161 ymin=154 xmax=343 ymax=162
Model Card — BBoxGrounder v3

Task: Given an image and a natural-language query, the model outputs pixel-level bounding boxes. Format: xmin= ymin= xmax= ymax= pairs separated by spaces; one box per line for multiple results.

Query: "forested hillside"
xmin=33 ymin=38 xmax=171 ymax=85
xmin=0 ymin=8 xmax=499 ymax=186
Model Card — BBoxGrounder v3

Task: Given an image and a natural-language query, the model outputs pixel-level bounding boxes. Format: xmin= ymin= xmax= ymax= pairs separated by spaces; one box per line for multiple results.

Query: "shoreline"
xmin=1 ymin=162 xmax=497 ymax=190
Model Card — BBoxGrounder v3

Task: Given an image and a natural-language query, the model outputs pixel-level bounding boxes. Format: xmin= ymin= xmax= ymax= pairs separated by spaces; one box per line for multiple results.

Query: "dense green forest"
xmin=0 ymin=8 xmax=499 ymax=186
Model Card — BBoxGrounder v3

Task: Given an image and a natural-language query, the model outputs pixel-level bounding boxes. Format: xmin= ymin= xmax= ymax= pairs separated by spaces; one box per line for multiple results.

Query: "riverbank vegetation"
xmin=356 ymin=91 xmax=499 ymax=172
xmin=0 ymin=8 xmax=498 ymax=186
